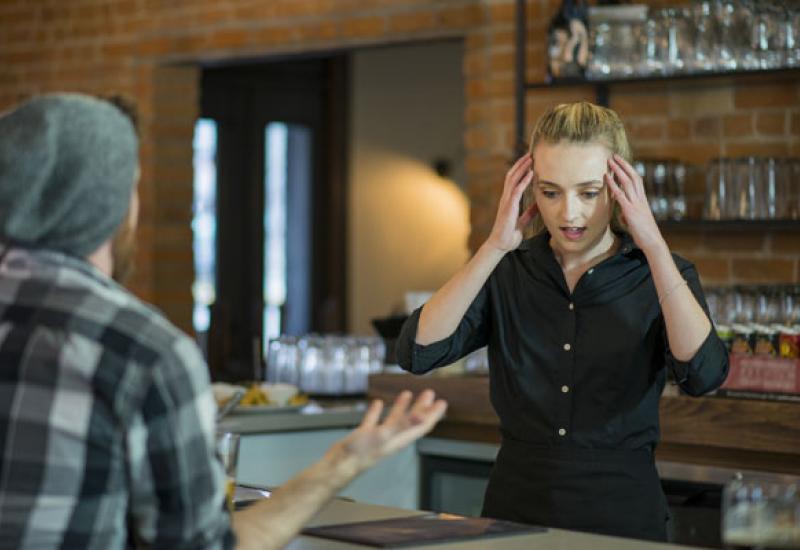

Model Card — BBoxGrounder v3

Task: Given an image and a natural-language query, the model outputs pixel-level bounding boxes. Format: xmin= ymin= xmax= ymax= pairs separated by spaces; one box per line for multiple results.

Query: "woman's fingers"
xmin=503 ymin=154 xmax=532 ymax=199
xmin=605 ymin=172 xmax=629 ymax=207
xmin=517 ymin=201 xmax=539 ymax=229
xmin=607 ymin=158 xmax=637 ymax=201
xmin=612 ymin=155 xmax=645 ymax=197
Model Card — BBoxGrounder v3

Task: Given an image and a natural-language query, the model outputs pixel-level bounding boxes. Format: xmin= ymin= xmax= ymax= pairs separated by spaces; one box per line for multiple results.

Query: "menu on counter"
xmin=301 ymin=513 xmax=544 ymax=547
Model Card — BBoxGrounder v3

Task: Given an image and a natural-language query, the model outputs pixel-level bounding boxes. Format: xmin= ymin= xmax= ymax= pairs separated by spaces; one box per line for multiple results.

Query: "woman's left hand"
xmin=605 ymin=154 xmax=666 ymax=253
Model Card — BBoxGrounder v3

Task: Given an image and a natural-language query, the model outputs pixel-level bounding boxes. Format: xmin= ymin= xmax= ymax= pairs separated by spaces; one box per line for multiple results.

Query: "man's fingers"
xmin=406 ymin=389 xmax=436 ymax=423
xmin=360 ymin=399 xmax=384 ymax=429
xmin=382 ymin=400 xmax=448 ymax=454
xmin=384 ymin=390 xmax=413 ymax=426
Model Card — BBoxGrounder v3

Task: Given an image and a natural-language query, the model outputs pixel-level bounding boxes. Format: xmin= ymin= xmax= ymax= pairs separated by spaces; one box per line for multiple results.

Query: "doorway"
xmin=197 ymin=56 xmax=348 ymax=380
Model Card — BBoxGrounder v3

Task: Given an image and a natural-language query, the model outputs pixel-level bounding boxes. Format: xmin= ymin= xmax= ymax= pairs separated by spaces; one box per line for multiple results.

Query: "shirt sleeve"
xmin=126 ymin=335 xmax=236 ymax=549
xmin=663 ymin=264 xmax=730 ymax=397
xmin=396 ymin=283 xmax=491 ymax=375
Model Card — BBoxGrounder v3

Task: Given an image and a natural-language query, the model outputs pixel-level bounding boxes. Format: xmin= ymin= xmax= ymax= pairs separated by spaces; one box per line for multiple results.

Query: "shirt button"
xmin=561 ymin=385 xmax=569 ymax=393
xmin=558 ymin=428 xmax=567 ymax=436
xmin=568 ymin=303 xmax=574 ymax=310
xmin=587 ymin=268 xmax=594 ymax=275
xmin=563 ymin=343 xmax=571 ymax=351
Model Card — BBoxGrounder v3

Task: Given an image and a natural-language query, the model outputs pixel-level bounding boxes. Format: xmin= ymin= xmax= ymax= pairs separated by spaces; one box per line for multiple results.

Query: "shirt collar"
xmin=520 ymin=230 xmax=639 ymax=259
xmin=0 ymin=241 xmax=114 ymax=288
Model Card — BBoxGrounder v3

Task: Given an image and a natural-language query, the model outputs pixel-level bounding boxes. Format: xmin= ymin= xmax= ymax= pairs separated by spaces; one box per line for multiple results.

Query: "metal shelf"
xmin=657 ymin=220 xmax=800 ymax=232
xmin=524 ymin=67 xmax=800 ymax=90
xmin=513 ymin=0 xmax=800 ymax=150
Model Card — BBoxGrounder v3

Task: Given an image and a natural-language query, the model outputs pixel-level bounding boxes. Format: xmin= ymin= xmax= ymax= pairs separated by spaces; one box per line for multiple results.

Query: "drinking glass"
xmin=640 ymin=10 xmax=667 ymax=75
xmin=785 ymin=7 xmax=800 ymax=67
xmin=668 ymin=162 xmax=687 ymax=220
xmin=722 ymin=474 xmax=800 ymax=549
xmin=706 ymin=158 xmax=730 ymax=220
xmin=216 ymin=431 xmax=240 ymax=513
xmin=689 ymin=0 xmax=718 ymax=72
xmin=588 ymin=21 xmax=613 ymax=78
xmin=714 ymin=0 xmax=739 ymax=70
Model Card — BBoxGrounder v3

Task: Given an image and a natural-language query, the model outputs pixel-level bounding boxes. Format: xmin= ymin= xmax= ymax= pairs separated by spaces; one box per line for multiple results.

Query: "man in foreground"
xmin=0 ymin=93 xmax=447 ymax=549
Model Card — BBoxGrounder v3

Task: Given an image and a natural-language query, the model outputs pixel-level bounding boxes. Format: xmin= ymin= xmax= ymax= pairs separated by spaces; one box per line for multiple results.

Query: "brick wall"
xmin=2 ymin=0 xmax=798 ymax=332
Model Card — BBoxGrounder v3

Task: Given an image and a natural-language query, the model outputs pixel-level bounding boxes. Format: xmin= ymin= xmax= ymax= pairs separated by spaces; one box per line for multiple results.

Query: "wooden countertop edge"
xmin=368 ymin=373 xmax=800 ymax=458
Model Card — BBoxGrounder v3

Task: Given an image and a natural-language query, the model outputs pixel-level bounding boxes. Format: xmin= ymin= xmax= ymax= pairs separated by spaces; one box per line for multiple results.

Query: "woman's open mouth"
xmin=560 ymin=226 xmax=587 ymax=241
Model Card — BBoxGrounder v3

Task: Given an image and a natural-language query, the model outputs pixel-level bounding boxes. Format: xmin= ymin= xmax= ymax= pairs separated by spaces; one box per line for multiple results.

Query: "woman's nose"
xmin=561 ymin=195 xmax=580 ymax=222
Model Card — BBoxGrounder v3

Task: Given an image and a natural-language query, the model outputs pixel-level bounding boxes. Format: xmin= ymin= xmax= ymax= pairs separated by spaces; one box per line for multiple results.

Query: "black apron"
xmin=481 ymin=438 xmax=670 ymax=542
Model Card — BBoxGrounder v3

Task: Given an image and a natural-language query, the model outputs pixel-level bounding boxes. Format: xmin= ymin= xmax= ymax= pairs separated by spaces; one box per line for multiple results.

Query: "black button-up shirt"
xmin=397 ymin=232 xmax=729 ymax=451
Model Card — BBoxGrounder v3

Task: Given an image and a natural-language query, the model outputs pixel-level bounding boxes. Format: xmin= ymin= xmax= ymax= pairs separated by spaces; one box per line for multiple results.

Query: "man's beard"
xmin=111 ymin=219 xmax=136 ymax=284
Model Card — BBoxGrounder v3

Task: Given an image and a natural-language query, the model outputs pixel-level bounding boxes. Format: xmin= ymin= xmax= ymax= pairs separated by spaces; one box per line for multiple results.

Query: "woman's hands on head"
xmin=485 ymin=154 xmax=539 ymax=253
xmin=605 ymin=154 xmax=667 ymax=254
xmin=333 ymin=390 xmax=447 ymax=473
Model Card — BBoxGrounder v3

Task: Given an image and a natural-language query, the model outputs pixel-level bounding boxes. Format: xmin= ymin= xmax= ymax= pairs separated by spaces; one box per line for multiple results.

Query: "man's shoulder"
xmin=6 ymin=247 xmax=200 ymax=368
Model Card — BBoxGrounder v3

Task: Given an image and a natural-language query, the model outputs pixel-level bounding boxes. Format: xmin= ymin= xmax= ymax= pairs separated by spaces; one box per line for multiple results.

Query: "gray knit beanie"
xmin=0 ymin=92 xmax=138 ymax=257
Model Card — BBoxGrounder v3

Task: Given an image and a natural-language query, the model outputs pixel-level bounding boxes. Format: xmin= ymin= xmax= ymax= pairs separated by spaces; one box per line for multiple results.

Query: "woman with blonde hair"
xmin=397 ymin=101 xmax=728 ymax=542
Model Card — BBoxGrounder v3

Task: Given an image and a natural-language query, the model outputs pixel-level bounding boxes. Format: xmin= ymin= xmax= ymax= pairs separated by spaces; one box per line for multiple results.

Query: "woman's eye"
xmin=582 ymin=191 xmax=599 ymax=199
xmin=542 ymin=190 xmax=558 ymax=199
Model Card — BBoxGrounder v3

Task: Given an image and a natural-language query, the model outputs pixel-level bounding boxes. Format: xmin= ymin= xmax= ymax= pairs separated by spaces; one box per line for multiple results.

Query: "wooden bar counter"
xmin=368 ymin=373 xmax=800 ymax=475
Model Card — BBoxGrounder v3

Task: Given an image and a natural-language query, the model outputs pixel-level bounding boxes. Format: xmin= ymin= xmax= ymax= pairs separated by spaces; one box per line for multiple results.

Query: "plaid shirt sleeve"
xmin=125 ymin=333 xmax=236 ymax=549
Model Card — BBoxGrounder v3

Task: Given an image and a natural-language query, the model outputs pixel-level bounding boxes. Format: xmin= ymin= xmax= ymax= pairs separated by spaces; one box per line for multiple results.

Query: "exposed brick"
xmin=253 ymin=26 xmax=297 ymax=47
xmin=465 ymin=127 xmax=491 ymax=150
xmin=735 ymin=82 xmax=799 ymax=110
xmin=629 ymin=120 xmax=665 ymax=141
xmin=208 ymin=28 xmax=252 ymax=49
xmin=341 ymin=16 xmax=386 ymax=39
xmin=296 ymin=21 xmax=339 ymax=42
xmin=6 ymin=0 xmax=799 ymax=324
xmin=489 ymin=50 xmax=514 ymax=73
xmin=611 ymin=92 xmax=670 ymax=118
xmin=388 ymin=11 xmax=436 ymax=34
xmin=772 ymin=234 xmax=800 ymax=255
xmin=438 ymin=4 xmax=485 ymax=28
xmin=670 ymin=87 xmax=733 ymax=116
xmin=731 ymin=259 xmax=795 ymax=283
xmin=464 ymin=52 xmax=487 ymax=76
xmin=692 ymin=258 xmax=731 ymax=284
xmin=755 ymin=112 xmax=787 ymax=136
xmin=662 ymin=232 xmax=703 ymax=253
xmin=725 ymin=142 xmax=790 ymax=158
xmin=693 ymin=116 xmax=721 ymax=140
xmin=723 ymin=114 xmax=753 ymax=137
xmin=667 ymin=119 xmax=691 ymax=140
xmin=489 ymin=2 xmax=515 ymax=24
xmin=703 ymin=233 xmax=766 ymax=253
xmin=634 ymin=143 xmax=721 ymax=166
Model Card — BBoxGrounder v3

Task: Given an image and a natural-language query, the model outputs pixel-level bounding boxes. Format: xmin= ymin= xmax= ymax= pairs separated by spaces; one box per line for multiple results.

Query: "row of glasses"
xmin=705 ymin=157 xmax=800 ymax=220
xmin=723 ymin=473 xmax=800 ymax=548
xmin=705 ymin=285 xmax=800 ymax=357
xmin=587 ymin=1 xmax=800 ymax=80
xmin=633 ymin=159 xmax=687 ymax=220
xmin=266 ymin=335 xmax=386 ymax=395
xmin=706 ymin=285 xmax=800 ymax=327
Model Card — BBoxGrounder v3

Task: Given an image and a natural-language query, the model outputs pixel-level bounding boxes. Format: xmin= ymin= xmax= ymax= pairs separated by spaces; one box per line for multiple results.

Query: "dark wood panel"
xmin=368 ymin=373 xmax=800 ymax=473
xmin=659 ymin=394 xmax=800 ymax=455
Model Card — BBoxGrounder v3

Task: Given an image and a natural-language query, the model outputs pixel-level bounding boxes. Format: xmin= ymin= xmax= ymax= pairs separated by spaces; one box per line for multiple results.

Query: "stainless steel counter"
xmin=285 ymin=497 xmax=701 ymax=549
xmin=218 ymin=401 xmax=367 ymax=434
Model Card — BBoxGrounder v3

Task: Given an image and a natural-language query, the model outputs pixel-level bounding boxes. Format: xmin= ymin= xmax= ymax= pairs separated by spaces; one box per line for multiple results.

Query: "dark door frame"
xmin=200 ymin=55 xmax=349 ymax=381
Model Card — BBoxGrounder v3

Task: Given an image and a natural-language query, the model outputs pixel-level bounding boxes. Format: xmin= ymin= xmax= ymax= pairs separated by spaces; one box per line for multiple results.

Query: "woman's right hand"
xmin=485 ymin=153 xmax=538 ymax=253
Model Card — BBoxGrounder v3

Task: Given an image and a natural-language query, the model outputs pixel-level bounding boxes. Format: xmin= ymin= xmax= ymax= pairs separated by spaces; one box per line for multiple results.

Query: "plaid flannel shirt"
xmin=0 ymin=244 xmax=235 ymax=549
